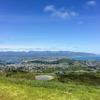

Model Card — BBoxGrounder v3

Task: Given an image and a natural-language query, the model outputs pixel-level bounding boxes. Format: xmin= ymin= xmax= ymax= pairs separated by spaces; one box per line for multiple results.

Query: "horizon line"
xmin=0 ymin=50 xmax=99 ymax=55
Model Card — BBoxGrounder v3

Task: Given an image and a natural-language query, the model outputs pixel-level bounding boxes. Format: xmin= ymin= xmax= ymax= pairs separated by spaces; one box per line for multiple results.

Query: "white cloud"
xmin=86 ymin=0 xmax=96 ymax=7
xmin=44 ymin=5 xmax=55 ymax=12
xmin=44 ymin=5 xmax=78 ymax=19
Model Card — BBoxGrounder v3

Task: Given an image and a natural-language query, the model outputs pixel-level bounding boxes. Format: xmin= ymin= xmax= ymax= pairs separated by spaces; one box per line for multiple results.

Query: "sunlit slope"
xmin=0 ymin=77 xmax=100 ymax=100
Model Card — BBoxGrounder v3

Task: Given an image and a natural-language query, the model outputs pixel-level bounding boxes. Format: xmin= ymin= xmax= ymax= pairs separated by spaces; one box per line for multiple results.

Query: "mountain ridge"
xmin=0 ymin=50 xmax=97 ymax=57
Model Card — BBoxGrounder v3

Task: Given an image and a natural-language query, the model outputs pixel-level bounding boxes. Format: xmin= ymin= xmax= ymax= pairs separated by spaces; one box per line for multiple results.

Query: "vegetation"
xmin=0 ymin=57 xmax=100 ymax=100
xmin=0 ymin=71 xmax=100 ymax=100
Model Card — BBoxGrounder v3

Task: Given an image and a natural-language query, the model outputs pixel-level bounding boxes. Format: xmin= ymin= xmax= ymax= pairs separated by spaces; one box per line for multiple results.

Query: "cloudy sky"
xmin=0 ymin=0 xmax=100 ymax=53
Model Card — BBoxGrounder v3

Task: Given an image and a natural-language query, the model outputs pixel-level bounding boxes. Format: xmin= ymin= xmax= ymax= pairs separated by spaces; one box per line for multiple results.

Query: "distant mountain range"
xmin=0 ymin=51 xmax=97 ymax=58
xmin=0 ymin=51 xmax=100 ymax=64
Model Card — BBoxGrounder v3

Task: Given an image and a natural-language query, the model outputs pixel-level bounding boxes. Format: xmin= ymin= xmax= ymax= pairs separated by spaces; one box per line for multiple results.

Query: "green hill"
xmin=0 ymin=74 xmax=100 ymax=100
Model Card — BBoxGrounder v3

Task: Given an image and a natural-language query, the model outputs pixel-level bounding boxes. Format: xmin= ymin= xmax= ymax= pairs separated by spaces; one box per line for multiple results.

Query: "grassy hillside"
xmin=0 ymin=74 xmax=100 ymax=100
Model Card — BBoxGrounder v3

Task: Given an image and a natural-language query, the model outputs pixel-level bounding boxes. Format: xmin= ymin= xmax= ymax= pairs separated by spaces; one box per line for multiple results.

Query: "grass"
xmin=0 ymin=74 xmax=100 ymax=100
xmin=57 ymin=72 xmax=100 ymax=85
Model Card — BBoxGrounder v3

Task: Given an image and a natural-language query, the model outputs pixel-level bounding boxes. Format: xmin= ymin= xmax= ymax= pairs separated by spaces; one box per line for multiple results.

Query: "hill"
xmin=0 ymin=72 xmax=100 ymax=100
xmin=0 ymin=51 xmax=99 ymax=64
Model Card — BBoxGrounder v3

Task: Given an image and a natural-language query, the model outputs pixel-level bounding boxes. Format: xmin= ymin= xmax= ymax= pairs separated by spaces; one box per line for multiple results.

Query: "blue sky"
xmin=0 ymin=0 xmax=100 ymax=53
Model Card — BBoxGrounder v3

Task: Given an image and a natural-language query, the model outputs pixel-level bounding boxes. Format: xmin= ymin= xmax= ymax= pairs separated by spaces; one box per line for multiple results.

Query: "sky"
xmin=0 ymin=0 xmax=100 ymax=53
